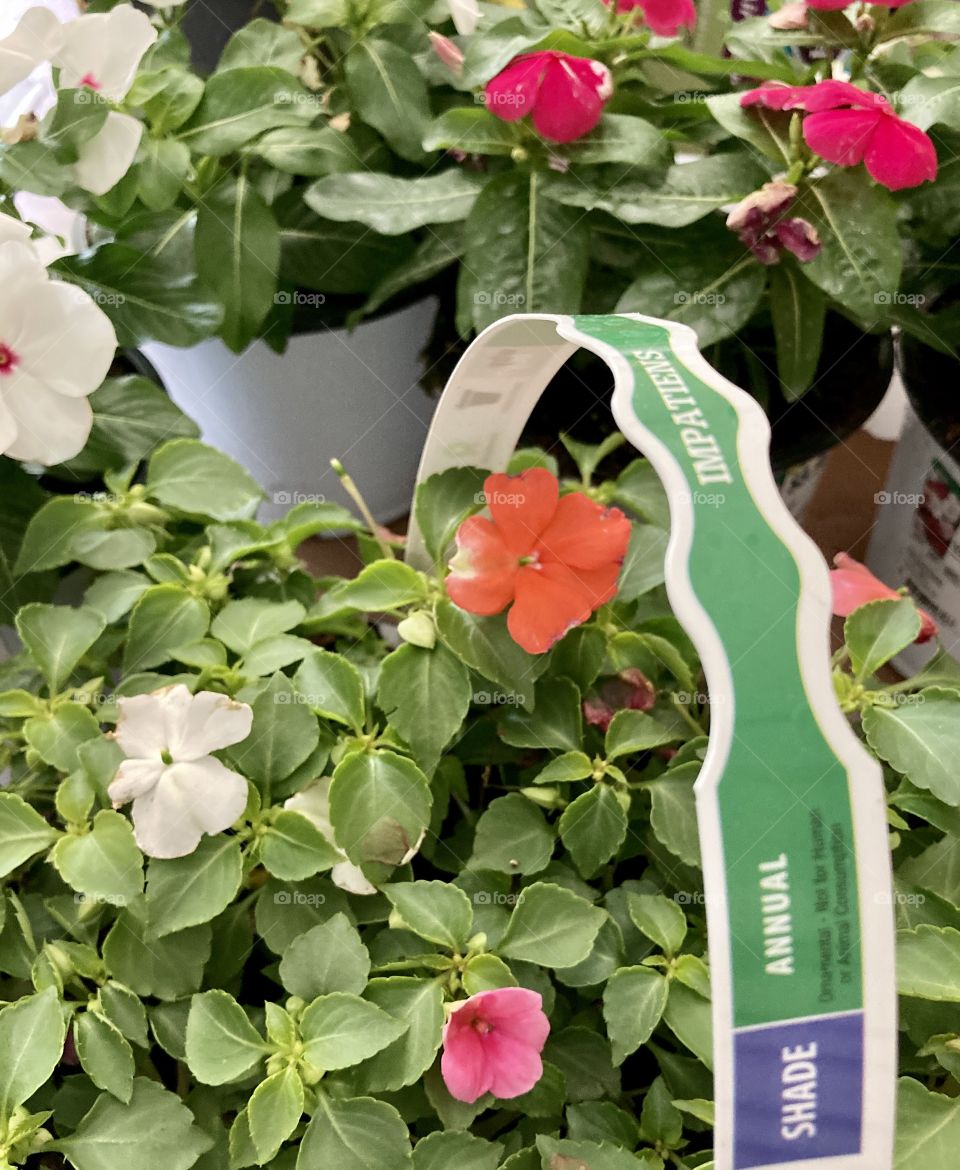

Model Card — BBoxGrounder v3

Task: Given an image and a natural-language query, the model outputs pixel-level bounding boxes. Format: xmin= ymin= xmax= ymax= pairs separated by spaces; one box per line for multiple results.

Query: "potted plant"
xmin=0 ymin=415 xmax=956 ymax=1168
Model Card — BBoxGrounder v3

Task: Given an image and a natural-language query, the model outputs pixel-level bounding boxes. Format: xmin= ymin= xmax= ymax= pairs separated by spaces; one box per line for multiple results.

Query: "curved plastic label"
xmin=406 ymin=313 xmax=895 ymax=1170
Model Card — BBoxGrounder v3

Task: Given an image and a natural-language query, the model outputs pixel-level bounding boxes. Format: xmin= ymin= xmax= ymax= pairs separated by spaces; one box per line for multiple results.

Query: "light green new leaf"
xmin=185 ymin=989 xmax=268 ymax=1085
xmin=260 ymin=809 xmax=340 ymax=880
xmin=351 ymin=977 xmax=445 ymax=1093
xmin=16 ymin=603 xmax=105 ymax=691
xmin=279 ymin=914 xmax=370 ymax=1000
xmin=846 ymin=598 xmax=922 ymax=680
xmin=295 ymin=647 xmax=367 ymax=731
xmin=24 ymin=702 xmax=100 ymax=773
xmin=248 ymin=1065 xmax=305 ymax=1163
xmin=412 ymin=1130 xmax=502 ymax=1170
xmin=306 ymin=171 xmax=480 ymax=235
xmin=602 ymin=965 xmax=669 ymax=1065
xmin=0 ymin=988 xmax=66 ymax=1118
xmin=75 ymin=1011 xmax=135 ymax=1103
xmin=384 ymin=880 xmax=473 ymax=950
xmin=378 ymin=642 xmax=472 ymax=773
xmin=471 ymin=793 xmax=554 ymax=876
xmin=606 ymin=709 xmax=679 ymax=760
xmin=650 ymin=762 xmax=702 ymax=867
xmin=663 ymin=982 xmax=713 ymax=1069
xmin=122 ymin=583 xmax=210 ymax=673
xmin=51 ymin=1077 xmax=213 ymax=1170
xmin=628 ymin=892 xmax=688 ymax=956
xmin=229 ymin=672 xmax=319 ymax=793
xmin=897 ymin=925 xmax=960 ymax=1001
xmin=178 ymin=67 xmax=316 ymax=155
xmin=145 ymin=835 xmax=242 ymax=937
xmin=863 ymin=687 xmax=960 ymax=806
xmin=50 ymin=810 xmax=143 ymax=907
xmin=300 ymin=992 xmax=408 ymax=1071
xmin=146 ymin=439 xmax=263 ymax=522
xmin=211 ymin=598 xmax=305 ymax=655
xmin=559 ymin=785 xmax=628 ymax=878
xmin=498 ymin=882 xmax=605 ymax=969
xmin=0 ymin=793 xmax=59 ymax=878
xmin=297 ymin=1093 xmax=412 ymax=1170
xmin=894 ymin=1076 xmax=960 ymax=1168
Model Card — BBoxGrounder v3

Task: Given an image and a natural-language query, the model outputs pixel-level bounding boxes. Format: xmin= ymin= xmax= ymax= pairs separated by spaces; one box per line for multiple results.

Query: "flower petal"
xmin=169 ymin=690 xmax=253 ymax=760
xmin=507 ymin=562 xmax=596 ymax=653
xmin=829 ymin=553 xmax=897 ymax=616
xmin=17 ymin=278 xmax=116 ymax=397
xmin=136 ymin=757 xmax=247 ymax=858
xmin=441 ymin=1021 xmax=490 ymax=1103
xmin=863 ymin=113 xmax=937 ymax=190
xmin=536 ymin=493 xmax=631 ymax=570
xmin=72 ymin=110 xmax=142 ymax=196
xmin=108 ymin=758 xmax=163 ymax=805
xmin=0 ymin=8 xmax=63 ymax=95
xmin=485 ymin=1030 xmax=545 ymax=1099
xmin=802 ymin=108 xmax=878 ymax=167
xmin=446 ymin=515 xmax=517 ymax=616
xmin=636 ymin=0 xmax=697 ymax=36
xmin=484 ymin=467 xmax=559 ymax=555
xmin=54 ymin=6 xmax=156 ymax=101
xmin=1 ymin=370 xmax=93 ymax=463
xmin=129 ymin=780 xmax=204 ymax=860
xmin=484 ymin=54 xmax=545 ymax=124
xmin=531 ymin=56 xmax=612 ymax=143
xmin=115 ymin=685 xmax=193 ymax=759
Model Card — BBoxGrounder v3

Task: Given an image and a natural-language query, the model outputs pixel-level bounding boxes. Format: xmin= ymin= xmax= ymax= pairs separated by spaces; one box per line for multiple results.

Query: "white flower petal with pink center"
xmin=0 ymin=238 xmax=116 ymax=464
xmin=109 ymin=685 xmax=254 ymax=859
xmin=0 ymin=7 xmax=63 ymax=96
xmin=72 ymin=110 xmax=142 ymax=196
xmin=53 ymin=4 xmax=156 ymax=101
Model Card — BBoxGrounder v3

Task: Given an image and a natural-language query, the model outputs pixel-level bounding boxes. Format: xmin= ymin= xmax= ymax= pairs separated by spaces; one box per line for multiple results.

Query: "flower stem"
xmin=330 ymin=458 xmax=393 ymax=559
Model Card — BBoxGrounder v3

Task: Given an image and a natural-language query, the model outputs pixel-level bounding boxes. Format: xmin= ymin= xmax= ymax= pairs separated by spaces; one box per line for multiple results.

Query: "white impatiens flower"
xmin=52 ymin=4 xmax=156 ymax=101
xmin=0 ymin=237 xmax=116 ymax=463
xmin=0 ymin=7 xmax=63 ymax=96
xmin=108 ymin=685 xmax=254 ymax=860
xmin=284 ymin=778 xmax=426 ymax=896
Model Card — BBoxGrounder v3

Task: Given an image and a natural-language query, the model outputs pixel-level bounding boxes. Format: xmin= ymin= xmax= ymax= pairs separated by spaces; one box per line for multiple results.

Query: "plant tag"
xmin=406 ymin=313 xmax=896 ymax=1170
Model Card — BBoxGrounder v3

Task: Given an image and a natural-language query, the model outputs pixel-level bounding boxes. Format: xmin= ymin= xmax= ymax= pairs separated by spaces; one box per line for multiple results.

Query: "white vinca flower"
xmin=0 ymin=233 xmax=116 ymax=463
xmin=108 ymin=685 xmax=254 ymax=860
xmin=284 ymin=779 xmax=425 ymax=897
xmin=53 ymin=4 xmax=156 ymax=101
xmin=0 ymin=7 xmax=63 ymax=96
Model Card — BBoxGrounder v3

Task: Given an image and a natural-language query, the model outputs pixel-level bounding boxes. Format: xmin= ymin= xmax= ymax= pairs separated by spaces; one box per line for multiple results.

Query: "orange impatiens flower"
xmin=445 ymin=468 xmax=632 ymax=654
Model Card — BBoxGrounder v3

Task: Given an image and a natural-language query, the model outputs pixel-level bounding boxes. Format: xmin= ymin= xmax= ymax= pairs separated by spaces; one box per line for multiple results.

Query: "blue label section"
xmin=733 ymin=1012 xmax=864 ymax=1168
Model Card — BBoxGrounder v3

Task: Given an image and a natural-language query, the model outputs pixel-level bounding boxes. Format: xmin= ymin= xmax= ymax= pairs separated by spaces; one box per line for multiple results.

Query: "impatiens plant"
xmin=0 ymin=426 xmax=959 ymax=1169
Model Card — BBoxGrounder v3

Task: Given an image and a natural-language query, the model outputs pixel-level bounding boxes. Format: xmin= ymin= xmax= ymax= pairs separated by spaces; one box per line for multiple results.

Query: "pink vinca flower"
xmin=830 ymin=553 xmax=937 ymax=643
xmin=741 ymin=80 xmax=937 ymax=191
xmin=441 ymin=987 xmax=550 ymax=1103
xmin=485 ymin=51 xmax=613 ymax=143
xmin=726 ymin=180 xmax=820 ymax=265
xmin=614 ymin=0 xmax=697 ymax=36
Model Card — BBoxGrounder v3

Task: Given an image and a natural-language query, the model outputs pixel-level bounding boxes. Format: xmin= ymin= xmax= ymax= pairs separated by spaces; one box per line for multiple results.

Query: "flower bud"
xmin=397 ymin=610 xmax=437 ymax=649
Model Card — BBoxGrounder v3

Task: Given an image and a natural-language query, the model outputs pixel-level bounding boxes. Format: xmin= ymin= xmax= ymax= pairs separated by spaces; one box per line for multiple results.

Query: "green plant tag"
xmin=406 ymin=312 xmax=895 ymax=1170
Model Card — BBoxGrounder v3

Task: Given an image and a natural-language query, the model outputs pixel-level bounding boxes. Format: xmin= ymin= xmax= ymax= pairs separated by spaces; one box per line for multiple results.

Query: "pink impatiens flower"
xmin=441 ymin=987 xmax=550 ymax=1102
xmin=741 ymin=80 xmax=937 ymax=191
xmin=830 ymin=552 xmax=937 ymax=643
xmin=613 ymin=0 xmax=697 ymax=36
xmin=484 ymin=51 xmax=613 ymax=143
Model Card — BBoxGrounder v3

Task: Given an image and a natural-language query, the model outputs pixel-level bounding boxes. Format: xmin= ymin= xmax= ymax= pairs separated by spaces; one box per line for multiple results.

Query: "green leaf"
xmin=662 ymin=982 xmax=713 ymax=1069
xmin=535 ymin=751 xmax=594 ymax=784
xmin=329 ymin=561 xmax=428 ymax=612
xmin=24 ymin=703 xmax=100 ymax=773
xmin=894 ymin=1076 xmax=960 ymax=1168
xmin=300 ymin=992 xmax=408 ymax=1071
xmin=384 ymin=881 xmax=473 ymax=949
xmin=123 ymin=584 xmax=209 ymax=673
xmin=345 ymin=39 xmax=430 ymax=162
xmin=306 ymin=171 xmax=480 ymax=235
xmin=606 ymin=709 xmax=679 ymax=760
xmin=351 ymin=977 xmax=445 ymax=1094
xmin=639 ymin=1075 xmax=683 ymax=1147
xmin=378 ymin=643 xmax=472 ymax=772
xmin=50 ymin=811 xmax=143 ymax=907
xmin=128 ymin=67 xmax=204 ymax=134
xmin=103 ymin=901 xmax=211 ymax=1000
xmin=423 ymin=108 xmax=517 ymax=156
xmin=97 ymin=983 xmax=149 ymax=1050
xmin=846 ymin=598 xmax=922 ymax=679
xmin=179 ymin=67 xmax=317 ymax=155
xmin=279 ymin=914 xmax=370 ymax=999
xmin=220 ymin=18 xmax=306 ymax=72
xmin=544 ymin=153 xmax=766 ymax=227
xmin=356 ymin=223 xmax=463 ymax=320
xmin=794 ymin=170 xmax=901 ymax=322
xmin=535 ymin=1136 xmax=643 ymax=1170
xmin=566 ymin=1101 xmax=639 ymax=1148
xmin=295 ymin=648 xmax=367 ymax=730
xmin=248 ymin=1066 xmax=305 ymax=1163
xmin=463 ymin=171 xmax=589 ymax=333
xmin=228 ymin=672 xmax=319 ymax=794
xmin=51 ymin=1077 xmax=212 ymax=1170
xmin=297 ymin=1093 xmax=412 ymax=1170
xmin=769 ymin=263 xmax=826 ymax=401
xmin=615 ymin=524 xmax=668 ymax=602
xmin=413 ymin=1131 xmax=501 ymax=1170
xmin=413 ymin=466 xmax=487 ymax=564
xmin=70 ymin=528 xmax=157 ymax=572
xmin=471 ymin=793 xmax=554 ymax=876
xmin=897 ymin=925 xmax=960 ymax=1001
xmin=329 ymin=750 xmax=432 ymax=866
xmin=435 ymin=601 xmax=544 ymax=709
xmin=260 ymin=809 xmax=340 ymax=881
xmin=499 ymin=678 xmax=583 ymax=752
xmin=650 ymin=763 xmax=702 ymax=867
xmin=147 ymin=438 xmax=263 ymax=521
xmin=602 ymin=965 xmax=669 ymax=1065
xmin=84 ymin=571 xmax=151 ymax=623
xmin=0 ymin=988 xmax=65 ymax=1117
xmin=880 ymin=0 xmax=960 ymax=39
xmin=251 ymin=123 xmax=360 ymax=175
xmin=461 ymin=954 xmax=518 ymax=996
xmin=628 ymin=892 xmax=687 ymax=955
xmin=498 ymin=882 xmax=605 ymax=968
xmin=211 ymin=598 xmax=305 ymax=654
xmin=145 ymin=835 xmax=243 ymax=937
xmin=567 ymin=113 xmax=665 ymax=164
xmin=196 ymin=174 xmax=280 ymax=352
xmin=16 ymin=603 xmax=105 ymax=692
xmin=75 ymin=1011 xmax=134 ymax=1103
xmin=185 ymin=989 xmax=267 ymax=1085
xmin=14 ymin=495 xmax=103 ymax=575
xmin=0 ymin=793 xmax=59 ymax=878
xmin=559 ymin=786 xmax=628 ymax=878
xmin=863 ymin=687 xmax=960 ymax=806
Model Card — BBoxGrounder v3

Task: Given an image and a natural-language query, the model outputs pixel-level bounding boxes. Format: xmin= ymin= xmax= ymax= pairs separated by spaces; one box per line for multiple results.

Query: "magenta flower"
xmin=440 ymin=987 xmax=550 ymax=1102
xmin=807 ymin=0 xmax=915 ymax=7
xmin=613 ymin=0 xmax=697 ymax=36
xmin=830 ymin=553 xmax=937 ymax=643
xmin=726 ymin=180 xmax=821 ymax=265
xmin=484 ymin=51 xmax=613 ymax=144
xmin=740 ymin=80 xmax=937 ymax=191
